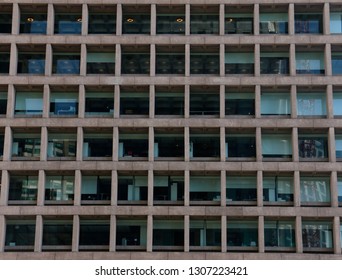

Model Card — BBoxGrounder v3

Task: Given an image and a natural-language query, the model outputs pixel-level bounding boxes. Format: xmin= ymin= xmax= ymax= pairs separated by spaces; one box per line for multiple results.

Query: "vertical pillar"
xmin=149 ymin=85 xmax=155 ymax=119
xmin=3 ymin=126 xmax=12 ymax=161
xmin=184 ymin=170 xmax=190 ymax=206
xmin=328 ymin=127 xmax=336 ymax=163
xmin=0 ymin=215 xmax=5 ymax=252
xmin=292 ymin=127 xmax=299 ymax=162
xmin=81 ymin=4 xmax=88 ymax=35
xmin=0 ymin=170 xmax=9 ymax=206
xmin=325 ymin=43 xmax=332 ymax=76
xmin=185 ymin=4 xmax=190 ymax=36
xmin=323 ymin=2 xmax=330 ymax=35
xmin=9 ymin=43 xmax=17 ymax=76
xmin=294 ymin=171 xmax=301 ymax=207
xmin=288 ymin=4 xmax=295 ymax=35
xmin=147 ymin=215 xmax=153 ymax=252
xmin=256 ymin=127 xmax=262 ymax=162
xmin=40 ymin=126 xmax=48 ymax=161
xmin=37 ymin=170 xmax=45 ymax=206
xmin=72 ymin=215 xmax=79 ymax=252
xmin=45 ymin=44 xmax=53 ymax=76
xmin=258 ymin=216 xmax=264 ymax=253
xmin=42 ymin=85 xmax=50 ymax=118
xmin=220 ymin=85 xmax=225 ymax=119
xmin=109 ymin=215 xmax=116 ymax=251
xmin=290 ymin=85 xmax=297 ymax=118
xmin=6 ymin=84 xmax=15 ymax=119
xmin=151 ymin=4 xmax=156 ymax=36
xmin=289 ymin=44 xmax=296 ymax=76
xmin=12 ymin=4 xmax=20 ymax=35
xmin=148 ymin=169 xmax=154 ymax=206
xmin=76 ymin=127 xmax=83 ymax=161
xmin=295 ymin=216 xmax=303 ymax=253
xmin=34 ymin=215 xmax=43 ymax=252
xmin=331 ymin=171 xmax=338 ymax=208
xmin=253 ymin=4 xmax=260 ymax=35
xmin=257 ymin=170 xmax=263 ymax=207
xmin=255 ymin=85 xmax=261 ymax=118
xmin=185 ymin=44 xmax=190 ymax=77
xmin=219 ymin=4 xmax=225 ymax=36
xmin=111 ymin=170 xmax=118 ymax=206
xmin=116 ymin=4 xmax=122 ymax=35
xmin=254 ymin=44 xmax=260 ymax=77
xmin=184 ymin=127 xmax=190 ymax=162
xmin=114 ymin=84 xmax=120 ymax=118
xmin=184 ymin=215 xmax=189 ymax=252
xmin=326 ymin=84 xmax=334 ymax=119
xmin=74 ymin=170 xmax=82 ymax=206
xmin=220 ymin=127 xmax=226 ymax=162
xmin=113 ymin=127 xmax=119 ymax=162
xmin=221 ymin=216 xmax=227 ymax=252
xmin=333 ymin=216 xmax=341 ymax=254
xmin=220 ymin=44 xmax=225 ymax=77
xmin=80 ymin=44 xmax=87 ymax=76
xmin=148 ymin=127 xmax=154 ymax=162
xmin=115 ymin=44 xmax=121 ymax=77
xmin=150 ymin=44 xmax=155 ymax=77
xmin=184 ymin=84 xmax=190 ymax=118
xmin=46 ymin=4 xmax=54 ymax=35
xmin=220 ymin=170 xmax=226 ymax=207
xmin=78 ymin=84 xmax=85 ymax=118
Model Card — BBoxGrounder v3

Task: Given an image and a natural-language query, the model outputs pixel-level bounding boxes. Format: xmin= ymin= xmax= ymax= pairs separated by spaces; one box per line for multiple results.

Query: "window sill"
xmin=116 ymin=245 xmax=146 ymax=251
xmin=265 ymin=247 xmax=296 ymax=252
xmin=190 ymin=201 xmax=221 ymax=206
xmin=79 ymin=245 xmax=109 ymax=251
xmin=263 ymin=201 xmax=294 ymax=206
xmin=4 ymin=245 xmax=34 ymax=252
xmin=81 ymin=200 xmax=111 ymax=205
xmin=44 ymin=200 xmax=74 ymax=205
xmin=226 ymin=201 xmax=257 ymax=206
xmin=8 ymin=200 xmax=36 ymax=205
xmin=190 ymin=246 xmax=221 ymax=251
xmin=152 ymin=246 xmax=184 ymax=251
xmin=227 ymin=246 xmax=258 ymax=252
xmin=11 ymin=156 xmax=40 ymax=161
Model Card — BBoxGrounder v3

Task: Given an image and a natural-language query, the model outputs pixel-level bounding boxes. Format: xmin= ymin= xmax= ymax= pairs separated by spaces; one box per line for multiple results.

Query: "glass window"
xmin=0 ymin=11 xmax=12 ymax=33
xmin=15 ymin=92 xmax=43 ymax=115
xmin=153 ymin=175 xmax=184 ymax=203
xmin=295 ymin=14 xmax=323 ymax=34
xmin=190 ymin=92 xmax=219 ymax=116
xmin=155 ymin=90 xmax=184 ymax=116
xmin=226 ymin=133 xmax=256 ymax=158
xmin=116 ymin=218 xmax=147 ymax=249
xmin=85 ymin=90 xmax=114 ymax=116
xmin=332 ymin=53 xmax=342 ymax=75
xmin=45 ymin=175 xmax=74 ymax=202
xmin=5 ymin=219 xmax=36 ymax=250
xmin=226 ymin=176 xmax=257 ymax=203
xmin=336 ymin=135 xmax=342 ymax=159
xmin=259 ymin=13 xmax=288 ymax=34
xmin=154 ymin=131 xmax=184 ymax=158
xmin=156 ymin=52 xmax=185 ymax=75
xmin=191 ymin=14 xmax=219 ymax=34
xmin=225 ymin=92 xmax=255 ymax=116
xmin=0 ymin=92 xmax=7 ymax=115
xmin=117 ymin=175 xmax=148 ymax=204
xmin=88 ymin=11 xmax=116 ymax=34
xmin=157 ymin=14 xmax=185 ymax=34
xmin=296 ymin=52 xmax=325 ymax=74
xmin=297 ymin=92 xmax=326 ymax=116
xmin=333 ymin=92 xmax=342 ymax=116
xmin=119 ymin=131 xmax=148 ymax=158
xmin=153 ymin=219 xmax=184 ymax=248
xmin=121 ymin=51 xmax=150 ymax=74
xmin=18 ymin=51 xmax=45 ymax=74
xmin=300 ymin=176 xmax=330 ymax=203
xmin=20 ymin=12 xmax=47 ymax=34
xmin=261 ymin=92 xmax=291 ymax=115
xmin=227 ymin=219 xmax=258 ymax=248
xmin=0 ymin=133 xmax=4 ymax=156
xmin=47 ymin=133 xmax=76 ymax=157
xmin=225 ymin=52 xmax=254 ymax=74
xmin=12 ymin=133 xmax=41 ymax=158
xmin=79 ymin=219 xmax=110 ymax=248
xmin=264 ymin=220 xmax=295 ymax=248
xmin=190 ymin=175 xmax=221 ymax=203
xmin=50 ymin=92 xmax=78 ymax=116
xmin=263 ymin=175 xmax=294 ymax=202
xmin=262 ymin=134 xmax=292 ymax=158
xmin=87 ymin=52 xmax=115 ymax=74
xmin=81 ymin=175 xmax=111 ymax=202
xmin=190 ymin=53 xmax=219 ymax=75
xmin=190 ymin=219 xmax=221 ymax=248
xmin=42 ymin=219 xmax=72 ymax=248
xmin=302 ymin=220 xmax=333 ymax=249
xmin=260 ymin=53 xmax=289 ymax=75
xmin=122 ymin=6 xmax=150 ymax=35
xmin=298 ymin=135 xmax=328 ymax=159
xmin=120 ymin=91 xmax=149 ymax=115
xmin=9 ymin=175 xmax=38 ymax=202
xmin=0 ymin=51 xmax=10 ymax=74
xmin=330 ymin=12 xmax=342 ymax=34
xmin=225 ymin=14 xmax=253 ymax=34
xmin=190 ymin=131 xmax=220 ymax=158
xmin=338 ymin=178 xmax=342 ymax=203
xmin=83 ymin=133 xmax=112 ymax=158
xmin=53 ymin=53 xmax=80 ymax=74
xmin=55 ymin=13 xmax=82 ymax=34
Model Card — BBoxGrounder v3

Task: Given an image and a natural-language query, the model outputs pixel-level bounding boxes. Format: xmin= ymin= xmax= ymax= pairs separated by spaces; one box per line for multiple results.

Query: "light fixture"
xmin=227 ymin=18 xmax=233 ymax=22
xmin=126 ymin=18 xmax=134 ymax=23
xmin=27 ymin=17 xmax=34 ymax=22
xmin=76 ymin=17 xmax=82 ymax=22
xmin=176 ymin=18 xmax=184 ymax=23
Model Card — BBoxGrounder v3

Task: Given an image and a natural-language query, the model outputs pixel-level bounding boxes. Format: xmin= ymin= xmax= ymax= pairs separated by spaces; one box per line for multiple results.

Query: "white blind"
xmin=260 ymin=13 xmax=288 ymax=22
xmin=297 ymin=92 xmax=326 ymax=116
xmin=87 ymin=52 xmax=115 ymax=63
xmin=190 ymin=176 xmax=220 ymax=191
xmin=261 ymin=93 xmax=290 ymax=115
xmin=226 ymin=176 xmax=256 ymax=189
xmin=262 ymin=134 xmax=292 ymax=155
xmin=330 ymin=13 xmax=342 ymax=34
xmin=296 ymin=52 xmax=324 ymax=70
xmin=225 ymin=53 xmax=254 ymax=63
xmin=333 ymin=92 xmax=342 ymax=115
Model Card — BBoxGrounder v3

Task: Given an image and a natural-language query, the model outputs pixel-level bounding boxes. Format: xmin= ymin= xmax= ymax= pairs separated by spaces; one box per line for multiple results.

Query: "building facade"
xmin=0 ymin=0 xmax=342 ymax=259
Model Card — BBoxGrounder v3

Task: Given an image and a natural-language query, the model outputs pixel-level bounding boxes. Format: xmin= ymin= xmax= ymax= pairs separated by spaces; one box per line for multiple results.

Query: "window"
xmin=156 ymin=46 xmax=185 ymax=75
xmin=8 ymin=175 xmax=38 ymax=202
xmin=262 ymin=133 xmax=292 ymax=158
xmin=336 ymin=134 xmax=342 ymax=159
xmin=298 ymin=134 xmax=328 ymax=159
xmin=190 ymin=129 xmax=220 ymax=158
xmin=190 ymin=46 xmax=219 ymax=75
xmin=156 ymin=6 xmax=185 ymax=34
xmin=225 ymin=5 xmax=254 ymax=34
xmin=12 ymin=132 xmax=41 ymax=158
xmin=120 ymin=87 xmax=149 ymax=115
xmin=87 ymin=50 xmax=115 ymax=74
xmin=47 ymin=132 xmax=76 ymax=158
xmin=227 ymin=219 xmax=258 ymax=249
xmin=122 ymin=6 xmax=150 ymax=34
xmin=42 ymin=218 xmax=72 ymax=250
xmin=79 ymin=218 xmax=110 ymax=250
xmin=0 ymin=91 xmax=7 ymax=115
xmin=330 ymin=12 xmax=342 ymax=34
xmin=119 ymin=129 xmax=148 ymax=159
xmin=190 ymin=174 xmax=221 ymax=204
xmin=296 ymin=52 xmax=325 ymax=74
xmin=54 ymin=8 xmax=82 ymax=35
xmin=153 ymin=174 xmax=184 ymax=204
xmin=259 ymin=9 xmax=288 ymax=34
xmin=295 ymin=13 xmax=323 ymax=34
xmin=5 ymin=219 xmax=36 ymax=251
xmin=263 ymin=175 xmax=294 ymax=202
xmin=261 ymin=91 xmax=291 ymax=116
xmin=153 ymin=219 xmax=184 ymax=249
xmin=260 ymin=52 xmax=289 ymax=75
xmin=190 ymin=86 xmax=219 ymax=116
xmin=338 ymin=178 xmax=342 ymax=203
xmin=225 ymin=50 xmax=254 ymax=74
xmin=333 ymin=92 xmax=342 ymax=116
xmin=302 ymin=220 xmax=333 ymax=250
xmin=45 ymin=175 xmax=74 ymax=202
xmin=190 ymin=219 xmax=221 ymax=249
xmin=117 ymin=174 xmax=148 ymax=204
xmin=17 ymin=46 xmax=45 ymax=74
xmin=50 ymin=91 xmax=78 ymax=116
xmin=0 ymin=48 xmax=10 ymax=74
xmin=300 ymin=176 xmax=330 ymax=203
xmin=297 ymin=92 xmax=326 ymax=117
xmin=81 ymin=175 xmax=111 ymax=202
xmin=20 ymin=6 xmax=47 ymax=34
xmin=191 ymin=6 xmax=219 ymax=34
xmin=83 ymin=132 xmax=112 ymax=158
xmin=154 ymin=129 xmax=184 ymax=158
xmin=155 ymin=86 xmax=184 ymax=116
xmin=121 ymin=46 xmax=150 ymax=74
xmin=332 ymin=51 xmax=342 ymax=75
xmin=88 ymin=6 xmax=116 ymax=34
xmin=15 ymin=91 xmax=43 ymax=116
xmin=0 ymin=7 xmax=12 ymax=33
xmin=85 ymin=88 xmax=114 ymax=116
xmin=52 ymin=47 xmax=80 ymax=74
xmin=226 ymin=175 xmax=257 ymax=204
xmin=116 ymin=218 xmax=147 ymax=250
xmin=226 ymin=131 xmax=256 ymax=158
xmin=264 ymin=220 xmax=295 ymax=248
xmin=225 ymin=91 xmax=255 ymax=116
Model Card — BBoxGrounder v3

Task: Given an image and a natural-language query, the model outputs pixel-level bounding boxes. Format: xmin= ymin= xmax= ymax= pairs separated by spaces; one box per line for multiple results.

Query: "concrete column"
xmin=219 ymin=4 xmax=225 ymax=36
xmin=331 ymin=171 xmax=338 ymax=208
xmin=76 ymin=127 xmax=83 ymax=161
xmin=45 ymin=44 xmax=53 ymax=76
xmin=114 ymin=85 xmax=120 ymax=118
xmin=221 ymin=216 xmax=227 ymax=252
xmin=185 ymin=44 xmax=190 ymax=77
xmin=9 ymin=43 xmax=17 ymax=76
xmin=295 ymin=216 xmax=303 ymax=253
xmin=256 ymin=127 xmax=262 ymax=162
xmin=220 ymin=170 xmax=226 ymax=207
xmin=185 ymin=4 xmax=190 ymax=36
xmin=325 ymin=43 xmax=332 ymax=76
xmin=6 ymin=84 xmax=15 ymax=119
xmin=220 ymin=85 xmax=225 ymax=119
xmin=148 ymin=127 xmax=154 ymax=162
xmin=147 ymin=215 xmax=153 ymax=252
xmin=328 ymin=127 xmax=336 ymax=163
xmin=116 ymin=4 xmax=122 ymax=35
xmin=42 ymin=85 xmax=50 ymax=118
xmin=150 ymin=44 xmax=155 ymax=77
xmin=220 ymin=44 xmax=225 ymax=77
xmin=72 ymin=215 xmax=80 ymax=252
xmin=290 ymin=85 xmax=297 ymax=118
xmin=82 ymin=4 xmax=88 ymax=35
xmin=115 ymin=44 xmax=121 ymax=77
xmin=47 ymin=4 xmax=55 ymax=35
xmin=254 ymin=44 xmax=260 ymax=77
xmin=74 ymin=170 xmax=82 ymax=206
xmin=40 ymin=127 xmax=48 ymax=161
xmin=326 ymin=84 xmax=334 ymax=119
xmin=257 ymin=170 xmax=263 ymax=207
xmin=333 ymin=216 xmax=341 ymax=254
xmin=0 ymin=170 xmax=9 ymax=206
xmin=255 ymin=85 xmax=261 ymax=118
xmin=149 ymin=85 xmax=155 ymax=119
xmin=184 ymin=170 xmax=190 ymax=206
xmin=288 ymin=4 xmax=295 ymax=35
xmin=253 ymin=4 xmax=260 ymax=35
xmin=3 ymin=126 xmax=12 ymax=161
xmin=258 ymin=216 xmax=264 ymax=253
xmin=113 ymin=126 xmax=119 ymax=162
xmin=78 ymin=85 xmax=85 ymax=118
xmin=292 ymin=127 xmax=299 ymax=162
xmin=0 ymin=215 xmax=5 ymax=252
xmin=294 ymin=171 xmax=301 ymax=207
xmin=184 ymin=215 xmax=189 ymax=252
xmin=80 ymin=44 xmax=87 ymax=76
xmin=111 ymin=170 xmax=118 ymax=206
xmin=34 ymin=215 xmax=43 ymax=252
xmin=109 ymin=215 xmax=116 ymax=251
xmin=37 ymin=170 xmax=45 ymax=206
xmin=12 ymin=4 xmax=20 ymax=35
xmin=151 ymin=4 xmax=156 ymax=36
xmin=289 ymin=44 xmax=296 ymax=76
xmin=184 ymin=127 xmax=190 ymax=162
xmin=184 ymin=84 xmax=190 ymax=118
xmin=148 ymin=169 xmax=154 ymax=206
xmin=220 ymin=127 xmax=226 ymax=162
xmin=323 ymin=2 xmax=330 ymax=35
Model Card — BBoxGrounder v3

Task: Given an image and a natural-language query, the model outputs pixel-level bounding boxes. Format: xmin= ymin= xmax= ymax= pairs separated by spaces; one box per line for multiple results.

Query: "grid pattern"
xmin=1 ymin=0 xmax=342 ymax=259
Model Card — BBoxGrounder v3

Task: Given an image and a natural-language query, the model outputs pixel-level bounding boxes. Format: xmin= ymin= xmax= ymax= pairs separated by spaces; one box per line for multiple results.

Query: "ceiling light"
xmin=176 ymin=18 xmax=184 ymax=23
xmin=76 ymin=17 xmax=82 ymax=22
xmin=27 ymin=17 xmax=34 ymax=22
xmin=126 ymin=18 xmax=134 ymax=23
